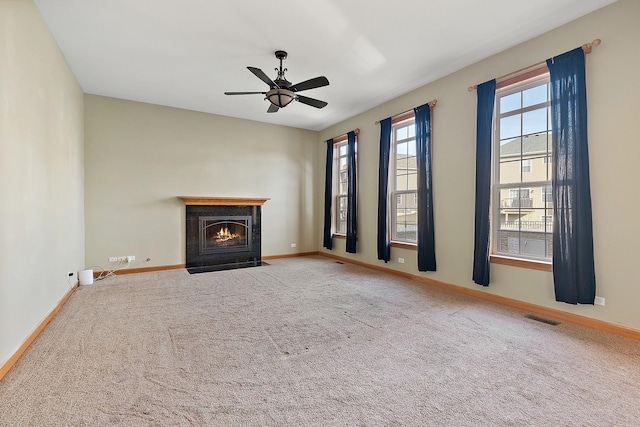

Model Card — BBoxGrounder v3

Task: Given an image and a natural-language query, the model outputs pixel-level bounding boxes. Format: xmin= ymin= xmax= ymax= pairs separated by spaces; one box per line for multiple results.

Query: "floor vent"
xmin=525 ymin=314 xmax=560 ymax=326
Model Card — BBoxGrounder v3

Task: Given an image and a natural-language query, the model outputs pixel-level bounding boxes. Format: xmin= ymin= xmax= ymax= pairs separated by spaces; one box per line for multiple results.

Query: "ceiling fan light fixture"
xmin=266 ymin=88 xmax=295 ymax=108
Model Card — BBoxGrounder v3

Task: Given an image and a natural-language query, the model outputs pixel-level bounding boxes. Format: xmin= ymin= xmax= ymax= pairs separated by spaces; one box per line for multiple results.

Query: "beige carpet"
xmin=1 ymin=256 xmax=639 ymax=426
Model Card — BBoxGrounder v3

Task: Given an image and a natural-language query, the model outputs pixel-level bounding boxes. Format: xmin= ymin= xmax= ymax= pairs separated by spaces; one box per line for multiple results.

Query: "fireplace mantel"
xmin=178 ymin=197 xmax=270 ymax=206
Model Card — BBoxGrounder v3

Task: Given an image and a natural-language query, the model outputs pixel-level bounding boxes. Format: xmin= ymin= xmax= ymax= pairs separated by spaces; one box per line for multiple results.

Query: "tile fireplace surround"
xmin=179 ymin=197 xmax=269 ymax=273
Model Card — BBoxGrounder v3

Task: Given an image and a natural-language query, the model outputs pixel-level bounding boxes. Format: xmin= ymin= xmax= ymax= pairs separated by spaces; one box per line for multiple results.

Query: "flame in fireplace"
xmin=216 ymin=227 xmax=239 ymax=242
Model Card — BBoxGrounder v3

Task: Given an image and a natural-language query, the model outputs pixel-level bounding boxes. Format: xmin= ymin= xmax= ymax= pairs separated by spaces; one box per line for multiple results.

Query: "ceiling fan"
xmin=224 ymin=50 xmax=329 ymax=113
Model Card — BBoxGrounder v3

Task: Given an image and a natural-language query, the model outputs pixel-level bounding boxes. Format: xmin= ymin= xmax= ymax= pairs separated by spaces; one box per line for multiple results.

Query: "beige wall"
xmin=84 ymin=95 xmax=318 ymax=269
xmin=318 ymin=0 xmax=640 ymax=330
xmin=0 ymin=0 xmax=85 ymax=366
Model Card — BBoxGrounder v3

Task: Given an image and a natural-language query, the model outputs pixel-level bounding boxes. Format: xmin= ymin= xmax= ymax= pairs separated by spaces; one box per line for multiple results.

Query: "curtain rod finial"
xmin=468 ymin=85 xmax=477 ymax=92
xmin=583 ymin=38 xmax=601 ymax=54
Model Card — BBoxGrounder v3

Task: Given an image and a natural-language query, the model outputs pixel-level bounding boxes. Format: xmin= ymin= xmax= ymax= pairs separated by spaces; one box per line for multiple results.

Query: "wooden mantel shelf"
xmin=178 ymin=196 xmax=270 ymax=206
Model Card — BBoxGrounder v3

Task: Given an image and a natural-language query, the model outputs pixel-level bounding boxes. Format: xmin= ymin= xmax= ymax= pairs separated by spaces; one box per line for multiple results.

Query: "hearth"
xmin=180 ymin=197 xmax=269 ymax=274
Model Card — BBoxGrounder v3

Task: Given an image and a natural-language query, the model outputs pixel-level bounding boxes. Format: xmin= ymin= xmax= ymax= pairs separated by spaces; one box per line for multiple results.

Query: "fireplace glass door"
xmin=199 ymin=216 xmax=252 ymax=255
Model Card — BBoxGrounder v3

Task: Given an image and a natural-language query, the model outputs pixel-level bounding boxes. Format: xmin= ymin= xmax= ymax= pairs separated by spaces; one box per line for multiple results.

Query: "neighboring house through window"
xmin=493 ymin=73 xmax=553 ymax=260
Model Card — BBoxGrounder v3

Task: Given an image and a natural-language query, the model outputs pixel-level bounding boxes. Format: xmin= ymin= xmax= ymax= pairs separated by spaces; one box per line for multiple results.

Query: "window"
xmin=509 ymin=188 xmax=530 ymax=198
xmin=493 ymin=74 xmax=553 ymax=260
xmin=506 ymin=188 xmax=532 ymax=208
xmin=541 ymin=184 xmax=553 ymax=205
xmin=334 ymin=141 xmax=348 ymax=234
xmin=391 ymin=120 xmax=417 ymax=243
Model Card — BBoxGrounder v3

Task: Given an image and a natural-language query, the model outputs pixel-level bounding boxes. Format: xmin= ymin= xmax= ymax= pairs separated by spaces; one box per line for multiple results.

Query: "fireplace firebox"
xmin=181 ymin=197 xmax=268 ymax=274
xmin=199 ymin=216 xmax=252 ymax=255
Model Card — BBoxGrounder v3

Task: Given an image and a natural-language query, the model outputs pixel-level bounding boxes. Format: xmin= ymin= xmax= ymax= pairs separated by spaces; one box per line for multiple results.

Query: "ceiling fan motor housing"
xmin=274 ymin=78 xmax=292 ymax=89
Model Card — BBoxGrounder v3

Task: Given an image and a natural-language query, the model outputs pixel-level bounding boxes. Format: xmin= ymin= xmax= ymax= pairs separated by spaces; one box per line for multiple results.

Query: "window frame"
xmin=491 ymin=70 xmax=553 ymax=266
xmin=333 ymin=139 xmax=348 ymax=236
xmin=390 ymin=117 xmax=418 ymax=246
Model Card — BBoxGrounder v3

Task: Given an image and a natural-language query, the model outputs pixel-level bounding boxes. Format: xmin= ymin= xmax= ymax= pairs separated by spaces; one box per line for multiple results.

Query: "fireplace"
xmin=200 ymin=216 xmax=252 ymax=254
xmin=180 ymin=197 xmax=269 ymax=273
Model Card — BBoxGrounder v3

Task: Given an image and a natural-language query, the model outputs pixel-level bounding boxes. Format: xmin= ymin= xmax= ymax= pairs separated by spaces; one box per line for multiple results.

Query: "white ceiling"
xmin=33 ymin=0 xmax=616 ymax=131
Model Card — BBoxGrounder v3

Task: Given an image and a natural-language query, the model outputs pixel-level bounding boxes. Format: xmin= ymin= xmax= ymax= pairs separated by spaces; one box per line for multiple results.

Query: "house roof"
xmin=500 ymin=133 xmax=551 ymax=157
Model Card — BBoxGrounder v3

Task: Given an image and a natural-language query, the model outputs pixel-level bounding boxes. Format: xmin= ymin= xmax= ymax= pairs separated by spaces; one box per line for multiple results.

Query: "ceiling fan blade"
xmin=267 ymin=104 xmax=279 ymax=113
xmin=289 ymin=76 xmax=329 ymax=92
xmin=224 ymin=91 xmax=266 ymax=95
xmin=296 ymin=95 xmax=328 ymax=109
xmin=248 ymin=66 xmax=277 ymax=88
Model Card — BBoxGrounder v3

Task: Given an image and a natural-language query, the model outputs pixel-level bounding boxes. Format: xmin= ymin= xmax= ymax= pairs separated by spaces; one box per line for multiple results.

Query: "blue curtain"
xmin=322 ymin=139 xmax=334 ymax=250
xmin=345 ymin=131 xmax=358 ymax=253
xmin=414 ymin=104 xmax=436 ymax=271
xmin=547 ymin=48 xmax=596 ymax=304
xmin=472 ymin=80 xmax=497 ymax=286
xmin=377 ymin=117 xmax=392 ymax=262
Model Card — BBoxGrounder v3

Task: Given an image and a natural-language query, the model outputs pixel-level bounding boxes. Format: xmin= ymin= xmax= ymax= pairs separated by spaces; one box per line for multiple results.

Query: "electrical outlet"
xmin=109 ymin=257 xmax=118 ymax=262
xmin=398 ymin=258 xmax=405 ymax=264
xmin=117 ymin=256 xmax=126 ymax=262
xmin=127 ymin=255 xmax=135 ymax=262
xmin=594 ymin=296 xmax=605 ymax=306
xmin=290 ymin=243 xmax=296 ymax=248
